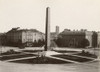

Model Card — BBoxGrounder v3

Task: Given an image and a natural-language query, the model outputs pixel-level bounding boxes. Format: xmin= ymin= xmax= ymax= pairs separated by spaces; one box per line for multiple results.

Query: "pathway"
xmin=6 ymin=56 xmax=37 ymax=62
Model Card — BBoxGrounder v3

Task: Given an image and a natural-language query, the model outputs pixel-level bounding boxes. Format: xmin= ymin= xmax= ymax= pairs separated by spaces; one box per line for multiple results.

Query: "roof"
xmin=7 ymin=28 xmax=44 ymax=34
xmin=0 ymin=33 xmax=6 ymax=36
xmin=60 ymin=31 xmax=85 ymax=36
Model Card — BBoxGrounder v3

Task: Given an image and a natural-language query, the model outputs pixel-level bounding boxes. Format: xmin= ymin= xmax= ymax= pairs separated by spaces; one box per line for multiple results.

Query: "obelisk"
xmin=44 ymin=7 xmax=50 ymax=51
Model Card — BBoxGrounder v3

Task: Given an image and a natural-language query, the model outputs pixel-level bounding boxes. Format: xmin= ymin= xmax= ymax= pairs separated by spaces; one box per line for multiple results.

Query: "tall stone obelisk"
xmin=44 ymin=7 xmax=50 ymax=51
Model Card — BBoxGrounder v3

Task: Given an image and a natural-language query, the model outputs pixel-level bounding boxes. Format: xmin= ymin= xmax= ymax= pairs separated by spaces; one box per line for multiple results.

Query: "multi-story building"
xmin=0 ymin=33 xmax=6 ymax=46
xmin=6 ymin=27 xmax=45 ymax=47
xmin=97 ymin=32 xmax=100 ymax=48
xmin=92 ymin=31 xmax=97 ymax=47
xmin=58 ymin=29 xmax=85 ymax=47
xmin=50 ymin=26 xmax=59 ymax=47
xmin=50 ymin=26 xmax=59 ymax=40
xmin=57 ymin=29 xmax=97 ymax=48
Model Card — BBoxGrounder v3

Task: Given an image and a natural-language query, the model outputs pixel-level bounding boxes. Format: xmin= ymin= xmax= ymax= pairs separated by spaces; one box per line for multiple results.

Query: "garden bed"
xmin=52 ymin=54 xmax=93 ymax=62
xmin=22 ymin=50 xmax=43 ymax=53
xmin=0 ymin=54 xmax=36 ymax=61
xmin=0 ymin=51 xmax=21 ymax=55
xmin=54 ymin=50 xmax=78 ymax=53
xmin=75 ymin=52 xmax=97 ymax=58
xmin=10 ymin=57 xmax=71 ymax=64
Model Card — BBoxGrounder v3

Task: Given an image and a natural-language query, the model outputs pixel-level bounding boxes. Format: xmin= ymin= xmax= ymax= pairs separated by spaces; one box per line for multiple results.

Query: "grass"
xmin=0 ymin=51 xmax=21 ymax=55
xmin=52 ymin=54 xmax=93 ymax=62
xmin=0 ymin=54 xmax=36 ymax=61
xmin=75 ymin=52 xmax=97 ymax=58
xmin=22 ymin=50 xmax=43 ymax=53
xmin=54 ymin=50 xmax=78 ymax=53
xmin=10 ymin=57 xmax=71 ymax=64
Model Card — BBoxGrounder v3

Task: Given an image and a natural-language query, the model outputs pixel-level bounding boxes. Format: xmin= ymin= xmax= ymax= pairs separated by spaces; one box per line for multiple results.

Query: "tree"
xmin=55 ymin=37 xmax=63 ymax=47
xmin=33 ymin=40 xmax=38 ymax=47
xmin=38 ymin=39 xmax=42 ymax=46
xmin=81 ymin=38 xmax=90 ymax=48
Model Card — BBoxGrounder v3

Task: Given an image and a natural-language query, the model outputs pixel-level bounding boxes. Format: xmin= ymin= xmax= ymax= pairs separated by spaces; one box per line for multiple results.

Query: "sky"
xmin=0 ymin=0 xmax=100 ymax=33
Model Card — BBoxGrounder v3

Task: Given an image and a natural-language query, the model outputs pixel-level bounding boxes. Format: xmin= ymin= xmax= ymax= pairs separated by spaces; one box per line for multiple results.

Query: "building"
xmin=50 ymin=26 xmax=59 ymax=47
xmin=92 ymin=31 xmax=97 ymax=47
xmin=0 ymin=33 xmax=6 ymax=46
xmin=50 ymin=26 xmax=59 ymax=40
xmin=97 ymin=32 xmax=100 ymax=48
xmin=57 ymin=29 xmax=85 ymax=47
xmin=6 ymin=27 xmax=45 ymax=47
xmin=85 ymin=31 xmax=93 ymax=47
xmin=57 ymin=29 xmax=97 ymax=48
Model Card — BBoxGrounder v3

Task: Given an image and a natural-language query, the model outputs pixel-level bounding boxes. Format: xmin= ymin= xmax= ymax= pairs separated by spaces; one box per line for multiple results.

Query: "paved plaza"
xmin=0 ymin=61 xmax=100 ymax=72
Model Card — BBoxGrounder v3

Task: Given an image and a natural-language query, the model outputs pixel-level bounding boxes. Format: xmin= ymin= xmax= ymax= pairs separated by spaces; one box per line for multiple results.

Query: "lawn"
xmin=54 ymin=50 xmax=78 ymax=53
xmin=0 ymin=51 xmax=21 ymax=55
xmin=75 ymin=52 xmax=97 ymax=58
xmin=22 ymin=50 xmax=43 ymax=53
xmin=10 ymin=57 xmax=71 ymax=64
xmin=52 ymin=54 xmax=93 ymax=62
xmin=0 ymin=54 xmax=36 ymax=61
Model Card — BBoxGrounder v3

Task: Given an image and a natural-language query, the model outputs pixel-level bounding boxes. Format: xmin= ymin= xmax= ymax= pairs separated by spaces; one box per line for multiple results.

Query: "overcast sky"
xmin=0 ymin=0 xmax=100 ymax=33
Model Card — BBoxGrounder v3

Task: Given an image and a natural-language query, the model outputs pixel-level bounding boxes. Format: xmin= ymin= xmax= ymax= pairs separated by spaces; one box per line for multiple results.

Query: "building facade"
xmin=50 ymin=26 xmax=59 ymax=47
xmin=97 ymin=32 xmax=100 ymax=48
xmin=57 ymin=29 xmax=85 ymax=47
xmin=50 ymin=26 xmax=59 ymax=40
xmin=57 ymin=29 xmax=98 ymax=48
xmin=6 ymin=27 xmax=45 ymax=47
xmin=0 ymin=33 xmax=6 ymax=46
